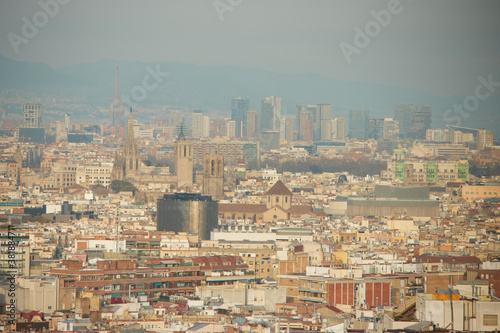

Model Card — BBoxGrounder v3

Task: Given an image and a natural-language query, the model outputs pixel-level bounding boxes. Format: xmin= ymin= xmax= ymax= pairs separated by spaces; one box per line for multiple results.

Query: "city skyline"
xmin=1 ymin=3 xmax=500 ymax=330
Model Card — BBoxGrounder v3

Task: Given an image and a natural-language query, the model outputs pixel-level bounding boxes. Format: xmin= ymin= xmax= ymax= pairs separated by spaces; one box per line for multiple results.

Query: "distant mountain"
xmin=0 ymin=55 xmax=499 ymax=137
xmin=0 ymin=54 xmax=88 ymax=91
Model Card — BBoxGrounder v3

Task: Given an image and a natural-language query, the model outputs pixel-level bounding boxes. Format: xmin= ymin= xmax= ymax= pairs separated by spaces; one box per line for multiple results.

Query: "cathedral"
xmin=110 ymin=108 xmax=142 ymax=181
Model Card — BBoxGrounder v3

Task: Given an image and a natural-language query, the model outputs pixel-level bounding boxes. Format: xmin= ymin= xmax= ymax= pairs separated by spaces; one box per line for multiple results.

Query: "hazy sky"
xmin=1 ymin=0 xmax=499 ymax=97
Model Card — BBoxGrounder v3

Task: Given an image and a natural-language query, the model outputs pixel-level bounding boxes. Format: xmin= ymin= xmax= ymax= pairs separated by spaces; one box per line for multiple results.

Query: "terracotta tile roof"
xmin=290 ymin=205 xmax=313 ymax=215
xmin=415 ymin=254 xmax=481 ymax=264
xmin=266 ymin=180 xmax=292 ymax=196
xmin=219 ymin=203 xmax=267 ymax=213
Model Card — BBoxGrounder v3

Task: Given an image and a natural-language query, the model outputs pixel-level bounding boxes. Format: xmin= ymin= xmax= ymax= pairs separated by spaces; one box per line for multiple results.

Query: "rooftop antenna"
xmin=177 ymin=123 xmax=186 ymax=141
xmin=115 ymin=64 xmax=120 ymax=101
xmin=115 ymin=205 xmax=121 ymax=253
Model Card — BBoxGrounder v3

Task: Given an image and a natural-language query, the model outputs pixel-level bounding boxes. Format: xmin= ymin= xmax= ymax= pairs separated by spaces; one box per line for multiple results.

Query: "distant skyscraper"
xmin=349 ymin=109 xmax=369 ymax=140
xmin=318 ymin=104 xmax=332 ymax=141
xmin=202 ymin=115 xmax=210 ymax=138
xmin=231 ymin=97 xmax=249 ymax=137
xmin=382 ymin=118 xmax=399 ymax=140
xmin=332 ymin=118 xmax=346 ymax=140
xmin=297 ymin=107 xmax=313 ymax=142
xmin=409 ymin=106 xmax=432 ymax=139
xmin=191 ymin=110 xmax=209 ymax=139
xmin=64 ymin=114 xmax=71 ymax=133
xmin=227 ymin=120 xmax=237 ymax=137
xmin=109 ymin=64 xmax=125 ymax=127
xmin=23 ymin=103 xmax=43 ymax=128
xmin=212 ymin=119 xmax=228 ymax=137
xmin=261 ymin=96 xmax=281 ymax=132
xmin=246 ymin=110 xmax=260 ymax=139
xmin=394 ymin=104 xmax=431 ymax=139
xmin=280 ymin=117 xmax=294 ymax=141
xmin=369 ymin=118 xmax=385 ymax=139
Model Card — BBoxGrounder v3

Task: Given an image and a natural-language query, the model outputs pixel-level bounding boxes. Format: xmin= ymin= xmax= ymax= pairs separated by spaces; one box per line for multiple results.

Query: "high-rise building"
xmin=369 ymin=118 xmax=385 ymax=139
xmin=477 ymin=129 xmax=494 ymax=151
xmin=331 ymin=118 xmax=346 ymax=140
xmin=382 ymin=118 xmax=399 ymax=140
xmin=157 ymin=193 xmax=219 ymax=240
xmin=296 ymin=104 xmax=317 ymax=141
xmin=193 ymin=140 xmax=260 ymax=169
xmin=109 ymin=64 xmax=125 ymax=127
xmin=409 ymin=106 xmax=432 ymax=139
xmin=23 ymin=103 xmax=43 ymax=128
xmin=0 ymin=228 xmax=30 ymax=277
xmin=202 ymin=115 xmax=210 ymax=138
xmin=191 ymin=110 xmax=209 ymax=139
xmin=227 ymin=120 xmax=237 ymax=137
xmin=349 ymin=109 xmax=369 ymax=140
xmin=394 ymin=104 xmax=431 ymax=139
xmin=64 ymin=114 xmax=71 ymax=133
xmin=297 ymin=109 xmax=313 ymax=142
xmin=212 ymin=119 xmax=228 ymax=137
xmin=192 ymin=110 xmax=203 ymax=138
xmin=246 ymin=110 xmax=260 ymax=139
xmin=261 ymin=96 xmax=281 ymax=132
xmin=280 ymin=117 xmax=294 ymax=141
xmin=318 ymin=104 xmax=332 ymax=141
xmin=231 ymin=97 xmax=249 ymax=137
xmin=203 ymin=154 xmax=224 ymax=200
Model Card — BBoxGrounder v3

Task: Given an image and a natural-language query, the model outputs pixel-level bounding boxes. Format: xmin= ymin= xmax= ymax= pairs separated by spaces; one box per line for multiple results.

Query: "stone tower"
xmin=111 ymin=108 xmax=141 ymax=181
xmin=203 ymin=154 xmax=224 ymax=200
xmin=174 ymin=126 xmax=193 ymax=188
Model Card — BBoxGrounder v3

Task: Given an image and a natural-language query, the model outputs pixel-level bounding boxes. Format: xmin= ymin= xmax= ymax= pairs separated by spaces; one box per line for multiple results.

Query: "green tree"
xmin=54 ymin=246 xmax=63 ymax=259
xmin=110 ymin=180 xmax=137 ymax=193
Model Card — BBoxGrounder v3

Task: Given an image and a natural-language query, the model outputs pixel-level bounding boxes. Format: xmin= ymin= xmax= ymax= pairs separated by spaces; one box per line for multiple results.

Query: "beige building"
xmin=85 ymin=162 xmax=113 ymax=186
xmin=477 ymin=129 xmax=494 ymax=151
xmin=53 ymin=164 xmax=78 ymax=187
xmin=10 ymin=277 xmax=58 ymax=313
xmin=383 ymin=160 xmax=469 ymax=184
xmin=199 ymin=240 xmax=276 ymax=279
xmin=461 ymin=184 xmax=500 ymax=202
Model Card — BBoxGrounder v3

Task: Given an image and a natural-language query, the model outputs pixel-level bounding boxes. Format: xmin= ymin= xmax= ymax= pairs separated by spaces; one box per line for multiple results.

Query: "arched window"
xmin=211 ymin=160 xmax=215 ymax=175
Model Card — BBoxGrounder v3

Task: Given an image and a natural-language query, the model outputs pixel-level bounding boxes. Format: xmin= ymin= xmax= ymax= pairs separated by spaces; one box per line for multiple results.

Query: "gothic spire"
xmin=127 ymin=107 xmax=134 ymax=143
